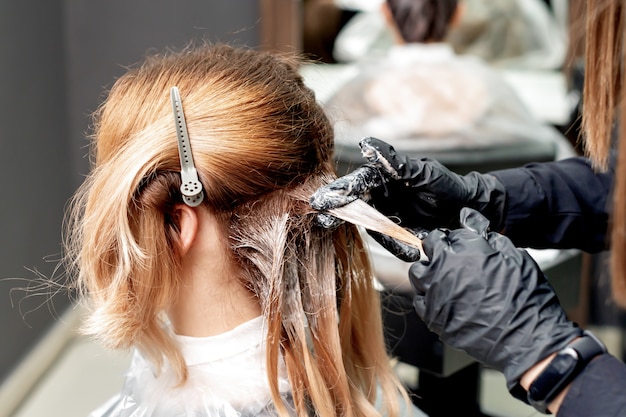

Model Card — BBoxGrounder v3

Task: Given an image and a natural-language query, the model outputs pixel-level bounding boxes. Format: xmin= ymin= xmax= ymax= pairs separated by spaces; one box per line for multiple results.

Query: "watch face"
xmin=527 ymin=334 xmax=607 ymax=413
xmin=551 ymin=354 xmax=578 ymax=373
xmin=528 ymin=354 xmax=578 ymax=399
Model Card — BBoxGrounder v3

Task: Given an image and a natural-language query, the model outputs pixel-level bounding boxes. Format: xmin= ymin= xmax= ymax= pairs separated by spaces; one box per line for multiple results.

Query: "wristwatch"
xmin=527 ymin=330 xmax=607 ymax=414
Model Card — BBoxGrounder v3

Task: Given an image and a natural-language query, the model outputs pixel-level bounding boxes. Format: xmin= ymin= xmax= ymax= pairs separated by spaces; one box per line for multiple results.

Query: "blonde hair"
xmin=64 ymin=43 xmax=411 ymax=417
xmin=582 ymin=0 xmax=626 ymax=306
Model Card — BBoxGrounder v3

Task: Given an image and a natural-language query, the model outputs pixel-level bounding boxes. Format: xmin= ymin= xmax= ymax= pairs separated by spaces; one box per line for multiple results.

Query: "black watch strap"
xmin=527 ymin=330 xmax=607 ymax=414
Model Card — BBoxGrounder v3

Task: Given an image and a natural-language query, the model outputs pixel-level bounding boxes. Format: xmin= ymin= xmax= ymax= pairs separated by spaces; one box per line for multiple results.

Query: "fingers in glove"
xmin=408 ymin=261 xmax=431 ymax=296
xmin=460 ymin=208 xmax=523 ymax=261
xmin=368 ymin=230 xmax=422 ymax=262
xmin=420 ymin=228 xmax=451 ymax=260
xmin=485 ymin=231 xmax=524 ymax=265
xmin=310 ymin=165 xmax=383 ymax=211
xmin=459 ymin=207 xmax=490 ymax=237
xmin=359 ymin=137 xmax=405 ymax=180
xmin=315 ymin=212 xmax=344 ymax=230
xmin=412 ymin=293 xmax=427 ymax=319
xmin=407 ymin=229 xmax=451 ymax=296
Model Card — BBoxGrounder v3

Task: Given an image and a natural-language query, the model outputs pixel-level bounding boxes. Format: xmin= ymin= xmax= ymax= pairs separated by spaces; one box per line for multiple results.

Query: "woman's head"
xmin=385 ymin=0 xmax=459 ymax=43
xmin=65 ymin=43 xmax=408 ymax=417
xmin=93 ymin=44 xmax=334 ymax=210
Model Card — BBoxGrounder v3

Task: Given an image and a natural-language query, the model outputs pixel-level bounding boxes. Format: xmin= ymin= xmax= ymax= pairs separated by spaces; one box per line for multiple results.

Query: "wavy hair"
xmin=63 ymin=43 xmax=410 ymax=417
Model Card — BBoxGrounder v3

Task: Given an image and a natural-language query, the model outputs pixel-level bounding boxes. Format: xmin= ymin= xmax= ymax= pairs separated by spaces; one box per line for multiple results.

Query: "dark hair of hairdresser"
xmin=385 ymin=0 xmax=459 ymax=43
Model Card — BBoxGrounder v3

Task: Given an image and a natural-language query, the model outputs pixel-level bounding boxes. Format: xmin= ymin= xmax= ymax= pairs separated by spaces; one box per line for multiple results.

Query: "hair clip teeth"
xmin=170 ymin=86 xmax=205 ymax=207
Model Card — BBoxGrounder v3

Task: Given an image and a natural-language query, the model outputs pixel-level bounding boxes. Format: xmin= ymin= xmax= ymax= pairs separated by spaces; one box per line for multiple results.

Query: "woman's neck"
xmin=168 ymin=208 xmax=261 ymax=337
xmin=169 ymin=267 xmax=261 ymax=337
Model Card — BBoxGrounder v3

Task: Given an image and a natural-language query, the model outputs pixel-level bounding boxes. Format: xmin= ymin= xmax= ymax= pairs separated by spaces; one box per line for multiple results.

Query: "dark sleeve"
xmin=557 ymin=354 xmax=626 ymax=417
xmin=489 ymin=156 xmax=614 ymax=252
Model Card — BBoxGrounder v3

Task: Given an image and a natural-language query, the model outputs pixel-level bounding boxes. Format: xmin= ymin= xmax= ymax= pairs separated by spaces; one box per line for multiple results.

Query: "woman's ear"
xmin=175 ymin=204 xmax=199 ymax=256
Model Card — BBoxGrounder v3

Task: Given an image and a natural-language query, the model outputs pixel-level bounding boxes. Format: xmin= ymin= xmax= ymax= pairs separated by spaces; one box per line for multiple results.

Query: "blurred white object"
xmin=334 ymin=0 xmax=384 ymax=12
xmin=333 ymin=9 xmax=392 ymax=63
xmin=446 ymin=0 xmax=568 ymax=70
xmin=302 ymin=62 xmax=571 ymax=128
xmin=499 ymin=68 xmax=570 ymax=127
xmin=333 ymin=0 xmax=568 ymax=71
xmin=300 ymin=63 xmax=360 ymax=104
xmin=323 ymin=43 xmax=576 ymax=160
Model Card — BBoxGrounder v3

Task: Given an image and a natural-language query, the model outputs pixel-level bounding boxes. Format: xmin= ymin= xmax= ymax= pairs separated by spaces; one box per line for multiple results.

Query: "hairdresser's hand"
xmin=410 ymin=208 xmax=583 ymax=396
xmin=310 ymin=137 xmax=506 ymax=232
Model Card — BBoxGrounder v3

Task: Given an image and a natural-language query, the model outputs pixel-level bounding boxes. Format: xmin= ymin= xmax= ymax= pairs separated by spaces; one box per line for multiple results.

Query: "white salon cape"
xmin=88 ymin=316 xmax=426 ymax=417
xmin=325 ymin=43 xmax=575 ymax=161
xmin=88 ymin=316 xmax=294 ymax=417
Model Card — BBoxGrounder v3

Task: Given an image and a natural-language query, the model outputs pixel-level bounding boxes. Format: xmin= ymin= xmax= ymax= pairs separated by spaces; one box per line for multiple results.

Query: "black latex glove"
xmin=410 ymin=208 xmax=583 ymax=400
xmin=310 ymin=137 xmax=507 ymax=232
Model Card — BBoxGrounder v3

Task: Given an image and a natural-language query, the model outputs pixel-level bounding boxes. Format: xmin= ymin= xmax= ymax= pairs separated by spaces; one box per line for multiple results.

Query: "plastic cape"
xmin=87 ymin=315 xmax=428 ymax=417
xmin=87 ymin=316 xmax=295 ymax=417
xmin=324 ymin=43 xmax=576 ymax=162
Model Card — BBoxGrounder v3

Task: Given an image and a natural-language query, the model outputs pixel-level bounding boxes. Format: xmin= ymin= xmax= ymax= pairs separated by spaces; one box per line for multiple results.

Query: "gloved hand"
xmin=310 ymin=137 xmax=507 ymax=232
xmin=410 ymin=207 xmax=583 ymax=400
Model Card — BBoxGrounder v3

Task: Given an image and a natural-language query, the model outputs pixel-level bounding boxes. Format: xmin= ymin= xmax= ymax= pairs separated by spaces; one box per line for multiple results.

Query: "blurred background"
xmin=0 ymin=1 xmax=621 ymax=416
